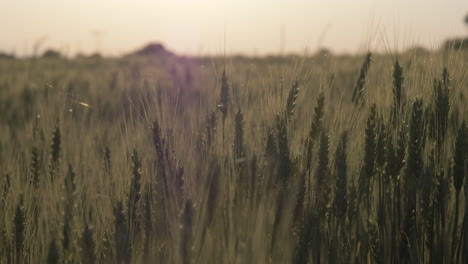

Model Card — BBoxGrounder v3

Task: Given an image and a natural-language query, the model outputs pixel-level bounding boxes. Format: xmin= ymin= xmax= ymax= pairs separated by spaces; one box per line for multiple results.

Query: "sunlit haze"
xmin=1 ymin=0 xmax=467 ymax=56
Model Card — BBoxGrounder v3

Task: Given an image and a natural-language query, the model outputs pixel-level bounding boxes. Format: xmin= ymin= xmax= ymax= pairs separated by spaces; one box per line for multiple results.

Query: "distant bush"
xmin=42 ymin=49 xmax=62 ymax=58
xmin=314 ymin=48 xmax=332 ymax=57
xmin=0 ymin=52 xmax=15 ymax=59
xmin=131 ymin=43 xmax=174 ymax=57
xmin=443 ymin=38 xmax=468 ymax=50
xmin=405 ymin=46 xmax=431 ymax=55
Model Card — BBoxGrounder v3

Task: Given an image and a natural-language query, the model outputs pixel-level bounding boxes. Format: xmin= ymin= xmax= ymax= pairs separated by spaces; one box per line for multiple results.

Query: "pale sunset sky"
xmin=1 ymin=0 xmax=467 ymax=56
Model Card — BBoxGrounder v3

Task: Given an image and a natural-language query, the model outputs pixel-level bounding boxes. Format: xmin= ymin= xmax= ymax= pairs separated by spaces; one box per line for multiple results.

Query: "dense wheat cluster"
xmin=0 ymin=48 xmax=467 ymax=263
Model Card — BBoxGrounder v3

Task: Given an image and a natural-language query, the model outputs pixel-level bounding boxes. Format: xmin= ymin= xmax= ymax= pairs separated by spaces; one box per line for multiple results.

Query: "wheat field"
xmin=0 ymin=47 xmax=468 ymax=263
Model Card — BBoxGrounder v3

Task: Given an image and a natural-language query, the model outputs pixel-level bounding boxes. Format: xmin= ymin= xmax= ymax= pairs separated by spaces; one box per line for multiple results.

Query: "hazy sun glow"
xmin=1 ymin=0 xmax=467 ymax=56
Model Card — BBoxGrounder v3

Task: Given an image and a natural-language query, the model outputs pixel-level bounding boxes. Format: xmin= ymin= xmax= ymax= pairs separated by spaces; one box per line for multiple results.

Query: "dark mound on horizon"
xmin=443 ymin=37 xmax=468 ymax=50
xmin=131 ymin=43 xmax=175 ymax=57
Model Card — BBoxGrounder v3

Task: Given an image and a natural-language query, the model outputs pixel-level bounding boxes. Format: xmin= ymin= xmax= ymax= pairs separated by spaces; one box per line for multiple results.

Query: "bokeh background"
xmin=1 ymin=0 xmax=467 ymax=56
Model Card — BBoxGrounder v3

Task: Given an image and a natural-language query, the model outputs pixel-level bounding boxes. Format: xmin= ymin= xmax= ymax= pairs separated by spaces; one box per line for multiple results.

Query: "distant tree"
xmin=0 ymin=52 xmax=15 ymax=59
xmin=131 ymin=43 xmax=174 ymax=57
xmin=42 ymin=49 xmax=62 ymax=58
xmin=442 ymin=14 xmax=468 ymax=51
xmin=315 ymin=48 xmax=332 ymax=57
xmin=89 ymin=52 xmax=102 ymax=59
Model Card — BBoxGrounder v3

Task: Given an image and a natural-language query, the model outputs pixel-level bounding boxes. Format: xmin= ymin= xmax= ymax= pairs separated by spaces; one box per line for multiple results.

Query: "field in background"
xmin=0 ymin=48 xmax=468 ymax=263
